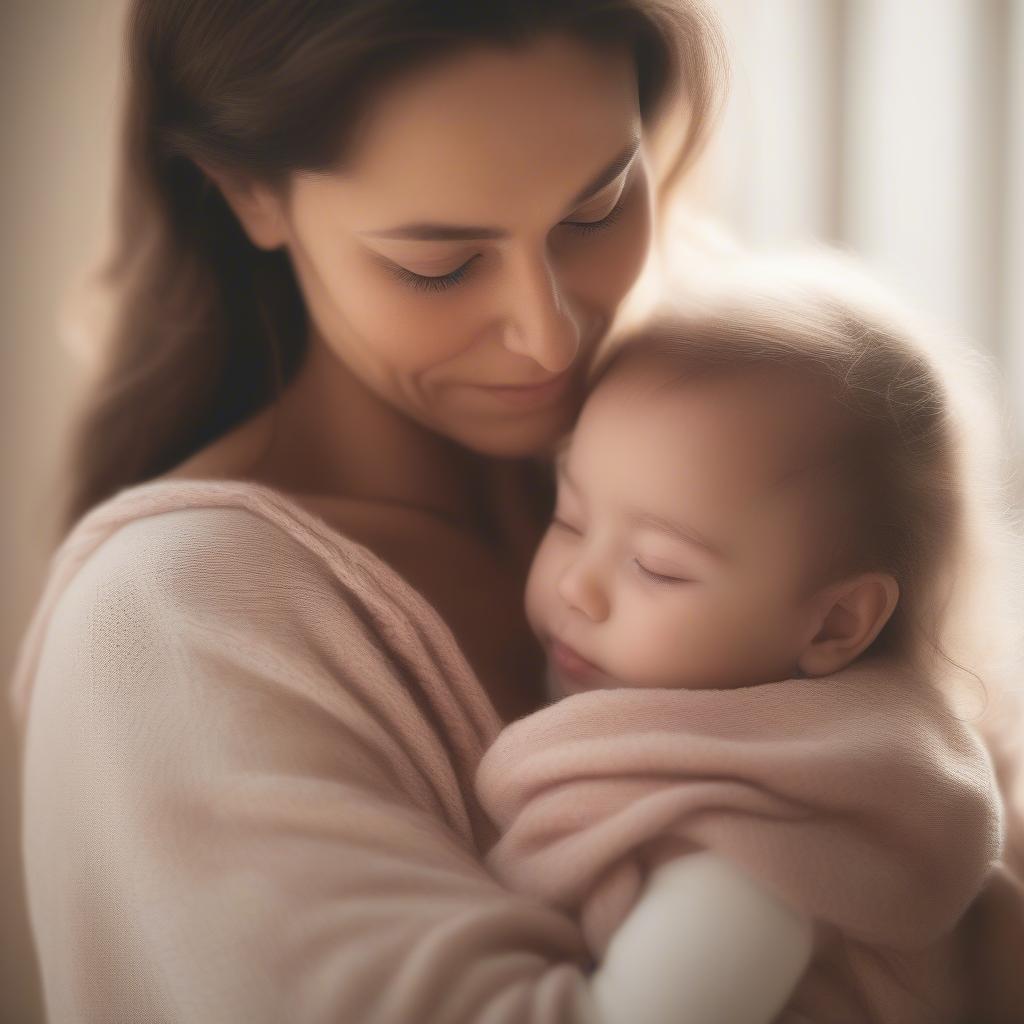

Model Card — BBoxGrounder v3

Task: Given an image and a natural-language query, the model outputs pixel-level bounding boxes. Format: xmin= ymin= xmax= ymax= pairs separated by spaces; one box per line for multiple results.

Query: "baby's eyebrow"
xmin=554 ymin=457 xmax=726 ymax=561
xmin=623 ymin=505 xmax=726 ymax=561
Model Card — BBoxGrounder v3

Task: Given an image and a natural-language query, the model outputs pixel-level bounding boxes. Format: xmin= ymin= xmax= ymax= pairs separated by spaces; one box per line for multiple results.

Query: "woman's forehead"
xmin=307 ymin=34 xmax=642 ymax=221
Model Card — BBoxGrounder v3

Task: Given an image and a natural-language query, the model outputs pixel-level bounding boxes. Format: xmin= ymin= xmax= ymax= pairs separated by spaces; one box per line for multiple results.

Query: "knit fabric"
xmin=476 ymin=665 xmax=1004 ymax=1022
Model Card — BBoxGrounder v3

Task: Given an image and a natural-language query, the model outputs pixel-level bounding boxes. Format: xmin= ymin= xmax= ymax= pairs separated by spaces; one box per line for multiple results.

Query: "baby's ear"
xmin=797 ymin=572 xmax=900 ymax=677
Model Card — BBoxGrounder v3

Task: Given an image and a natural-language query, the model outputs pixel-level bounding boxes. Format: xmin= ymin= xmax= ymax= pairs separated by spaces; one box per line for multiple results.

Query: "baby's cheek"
xmin=615 ymin=610 xmax=699 ymax=687
xmin=626 ymin=601 xmax=745 ymax=689
xmin=522 ymin=543 xmax=556 ymax=638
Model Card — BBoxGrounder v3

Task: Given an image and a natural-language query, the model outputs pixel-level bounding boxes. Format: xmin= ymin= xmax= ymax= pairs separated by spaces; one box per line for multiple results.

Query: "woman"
xmin=10 ymin=3 xmax=742 ymax=1022
xmin=9 ymin=2 xmax=1019 ymax=1022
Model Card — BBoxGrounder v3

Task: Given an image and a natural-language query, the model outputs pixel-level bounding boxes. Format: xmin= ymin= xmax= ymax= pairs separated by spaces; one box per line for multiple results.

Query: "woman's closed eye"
xmin=385 ymin=191 xmax=631 ymax=293
xmin=559 ymin=192 xmax=628 ymax=237
xmin=387 ymin=256 xmax=480 ymax=293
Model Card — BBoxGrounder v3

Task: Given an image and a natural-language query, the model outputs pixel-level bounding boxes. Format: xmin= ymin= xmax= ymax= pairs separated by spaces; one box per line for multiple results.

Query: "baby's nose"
xmin=557 ymin=559 xmax=610 ymax=622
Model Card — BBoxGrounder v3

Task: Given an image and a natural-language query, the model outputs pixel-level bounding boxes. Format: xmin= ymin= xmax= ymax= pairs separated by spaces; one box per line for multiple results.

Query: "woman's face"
xmin=246 ymin=33 xmax=651 ymax=458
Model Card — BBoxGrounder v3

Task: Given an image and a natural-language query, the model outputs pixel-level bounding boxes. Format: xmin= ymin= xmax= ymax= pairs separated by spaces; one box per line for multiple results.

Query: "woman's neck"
xmin=251 ymin=332 xmax=554 ymax=558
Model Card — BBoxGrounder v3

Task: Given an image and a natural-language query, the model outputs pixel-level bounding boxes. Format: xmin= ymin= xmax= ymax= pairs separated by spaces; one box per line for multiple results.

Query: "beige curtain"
xmin=699 ymin=0 xmax=1023 ymax=469
xmin=1 ymin=4 xmax=129 ymax=1023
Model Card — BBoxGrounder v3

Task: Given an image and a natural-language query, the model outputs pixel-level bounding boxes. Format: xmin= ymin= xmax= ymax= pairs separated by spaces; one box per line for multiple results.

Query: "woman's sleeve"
xmin=16 ymin=509 xmax=603 ymax=1024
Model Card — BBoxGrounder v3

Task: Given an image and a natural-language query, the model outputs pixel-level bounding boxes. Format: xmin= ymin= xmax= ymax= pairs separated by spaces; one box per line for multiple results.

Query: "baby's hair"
xmin=584 ymin=249 xmax=1023 ymax=710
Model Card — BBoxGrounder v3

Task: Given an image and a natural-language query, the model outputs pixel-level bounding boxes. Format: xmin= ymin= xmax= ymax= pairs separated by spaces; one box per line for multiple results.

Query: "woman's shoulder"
xmin=41 ymin=482 xmax=359 ymax=615
xmin=99 ymin=479 xmax=478 ymax=642
xmin=157 ymin=419 xmax=461 ymax=602
xmin=60 ymin=477 xmax=427 ymax=598
xmin=83 ymin=482 xmax=458 ymax=638
xmin=9 ymin=478 xmax=495 ymax=738
xmin=72 ymin=487 xmax=345 ymax=611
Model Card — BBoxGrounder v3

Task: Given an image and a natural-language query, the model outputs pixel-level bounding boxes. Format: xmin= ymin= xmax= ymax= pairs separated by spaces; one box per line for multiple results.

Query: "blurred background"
xmin=2 ymin=2 xmax=1021 ymax=1021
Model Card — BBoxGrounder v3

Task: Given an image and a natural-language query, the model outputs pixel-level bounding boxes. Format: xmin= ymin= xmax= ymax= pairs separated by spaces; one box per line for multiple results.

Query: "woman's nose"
xmin=557 ymin=556 xmax=610 ymax=622
xmin=501 ymin=251 xmax=580 ymax=373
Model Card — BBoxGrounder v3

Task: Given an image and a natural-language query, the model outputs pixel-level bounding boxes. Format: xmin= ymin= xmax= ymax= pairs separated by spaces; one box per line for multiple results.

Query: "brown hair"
xmin=55 ymin=0 xmax=729 ymax=542
xmin=587 ymin=249 xmax=1022 ymax=699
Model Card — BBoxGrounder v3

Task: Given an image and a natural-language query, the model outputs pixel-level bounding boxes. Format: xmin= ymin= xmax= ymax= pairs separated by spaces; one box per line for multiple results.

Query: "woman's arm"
xmin=17 ymin=508 xmax=605 ymax=1024
xmin=591 ymin=852 xmax=814 ymax=1024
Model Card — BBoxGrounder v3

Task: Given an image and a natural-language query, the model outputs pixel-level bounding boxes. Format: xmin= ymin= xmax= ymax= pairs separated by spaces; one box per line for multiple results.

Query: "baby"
xmin=475 ymin=255 xmax=1007 ymax=1024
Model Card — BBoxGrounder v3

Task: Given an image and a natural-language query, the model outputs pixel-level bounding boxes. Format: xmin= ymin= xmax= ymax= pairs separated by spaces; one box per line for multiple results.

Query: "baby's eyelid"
xmin=635 ymin=559 xmax=690 ymax=584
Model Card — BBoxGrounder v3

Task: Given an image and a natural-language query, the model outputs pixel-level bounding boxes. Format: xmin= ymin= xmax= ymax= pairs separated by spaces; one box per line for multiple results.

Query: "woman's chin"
xmin=441 ymin=386 xmax=585 ymax=460
xmin=458 ymin=418 xmax=579 ymax=461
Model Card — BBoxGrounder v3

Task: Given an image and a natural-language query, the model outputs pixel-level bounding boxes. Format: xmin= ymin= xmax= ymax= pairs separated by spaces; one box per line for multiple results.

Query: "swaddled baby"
xmin=475 ymin=255 xmax=1007 ymax=1024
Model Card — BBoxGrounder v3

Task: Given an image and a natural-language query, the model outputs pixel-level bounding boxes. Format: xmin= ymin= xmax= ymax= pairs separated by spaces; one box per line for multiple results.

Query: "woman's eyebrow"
xmin=360 ymin=133 xmax=641 ymax=242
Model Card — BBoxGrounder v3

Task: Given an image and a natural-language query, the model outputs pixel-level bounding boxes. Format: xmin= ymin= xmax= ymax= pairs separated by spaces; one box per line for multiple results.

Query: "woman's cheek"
xmin=342 ymin=271 xmax=470 ymax=368
xmin=581 ymin=167 xmax=652 ymax=306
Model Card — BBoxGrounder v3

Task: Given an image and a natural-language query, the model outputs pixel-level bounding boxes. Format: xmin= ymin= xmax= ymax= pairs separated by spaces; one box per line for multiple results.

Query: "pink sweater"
xmin=9 ymin=479 xmax=1024 ymax=1022
xmin=8 ymin=480 xmax=602 ymax=1023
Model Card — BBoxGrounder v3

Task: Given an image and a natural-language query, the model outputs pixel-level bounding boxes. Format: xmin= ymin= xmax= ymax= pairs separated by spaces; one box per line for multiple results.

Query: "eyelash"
xmin=563 ymin=195 xmax=628 ymax=237
xmin=550 ymin=517 xmax=687 ymax=586
xmin=391 ymin=195 xmax=629 ymax=293
xmin=389 ymin=258 xmax=478 ymax=293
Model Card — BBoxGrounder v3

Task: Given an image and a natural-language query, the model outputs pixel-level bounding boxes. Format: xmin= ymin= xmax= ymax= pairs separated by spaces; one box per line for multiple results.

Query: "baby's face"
xmin=525 ymin=357 xmax=845 ymax=696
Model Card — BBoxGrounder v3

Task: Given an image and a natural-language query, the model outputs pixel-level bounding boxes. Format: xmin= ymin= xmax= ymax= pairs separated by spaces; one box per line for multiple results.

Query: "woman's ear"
xmin=797 ymin=572 xmax=900 ymax=677
xmin=194 ymin=159 xmax=288 ymax=251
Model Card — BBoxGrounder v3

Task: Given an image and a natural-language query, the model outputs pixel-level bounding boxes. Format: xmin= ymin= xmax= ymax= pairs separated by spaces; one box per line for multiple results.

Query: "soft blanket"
xmin=476 ymin=659 xmax=1004 ymax=1022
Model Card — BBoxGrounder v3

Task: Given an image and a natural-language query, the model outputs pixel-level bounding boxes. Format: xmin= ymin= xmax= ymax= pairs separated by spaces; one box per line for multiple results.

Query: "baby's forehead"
xmin=589 ymin=357 xmax=845 ymax=488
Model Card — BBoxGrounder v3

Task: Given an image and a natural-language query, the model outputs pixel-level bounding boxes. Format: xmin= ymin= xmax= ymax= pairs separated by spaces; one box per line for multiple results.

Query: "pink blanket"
xmin=475 ymin=657 xmax=1003 ymax=1022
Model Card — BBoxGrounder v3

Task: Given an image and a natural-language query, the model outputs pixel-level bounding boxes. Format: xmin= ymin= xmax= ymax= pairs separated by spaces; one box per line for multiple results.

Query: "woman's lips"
xmin=477 ymin=370 xmax=572 ymax=406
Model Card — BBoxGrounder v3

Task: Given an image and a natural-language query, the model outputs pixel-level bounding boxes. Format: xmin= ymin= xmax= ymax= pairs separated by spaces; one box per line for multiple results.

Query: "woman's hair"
xmin=587 ymin=249 xmax=1023 ymax=707
xmin=55 ymin=0 xmax=729 ymax=541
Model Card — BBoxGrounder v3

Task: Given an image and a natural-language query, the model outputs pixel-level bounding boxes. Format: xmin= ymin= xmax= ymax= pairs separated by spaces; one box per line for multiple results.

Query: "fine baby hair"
xmin=586 ymin=248 xmax=1023 ymax=708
